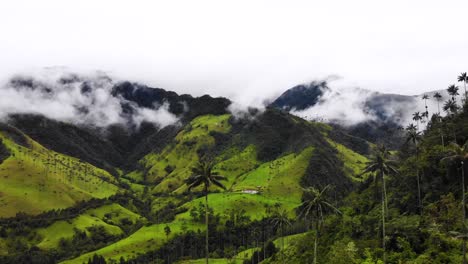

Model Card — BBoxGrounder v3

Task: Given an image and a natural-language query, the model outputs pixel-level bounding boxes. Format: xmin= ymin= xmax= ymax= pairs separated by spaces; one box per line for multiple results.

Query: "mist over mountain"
xmin=271 ymin=79 xmax=448 ymax=126
xmin=0 ymin=69 xmax=230 ymax=130
xmin=0 ymin=70 xmax=232 ymax=171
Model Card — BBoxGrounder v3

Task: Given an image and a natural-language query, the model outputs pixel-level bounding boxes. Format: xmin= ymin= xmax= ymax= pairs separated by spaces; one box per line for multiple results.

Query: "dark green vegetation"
xmin=1 ymin=73 xmax=468 ymax=263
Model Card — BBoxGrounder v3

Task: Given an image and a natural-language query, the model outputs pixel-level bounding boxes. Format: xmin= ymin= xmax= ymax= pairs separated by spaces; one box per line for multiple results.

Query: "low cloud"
xmin=290 ymin=79 xmax=453 ymax=128
xmin=291 ymin=84 xmax=377 ymax=126
xmin=0 ymin=68 xmax=179 ymax=129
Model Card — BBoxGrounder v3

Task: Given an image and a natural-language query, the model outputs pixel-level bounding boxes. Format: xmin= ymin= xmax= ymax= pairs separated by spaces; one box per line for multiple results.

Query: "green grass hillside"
xmin=0 ymin=130 xmax=120 ymax=217
xmin=36 ymin=203 xmax=145 ymax=249
xmin=61 ymin=221 xmax=204 ymax=264
xmin=133 ymin=114 xmax=231 ymax=193
xmin=0 ymin=111 xmax=374 ymax=264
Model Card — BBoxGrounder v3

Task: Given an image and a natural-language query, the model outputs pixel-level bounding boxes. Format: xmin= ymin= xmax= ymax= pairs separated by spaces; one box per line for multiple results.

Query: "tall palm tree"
xmin=186 ymin=159 xmax=227 ymax=264
xmin=433 ymin=92 xmax=443 ymax=115
xmin=442 ymin=141 xmax=468 ymax=264
xmin=458 ymin=72 xmax=468 ymax=102
xmin=443 ymin=99 xmax=460 ymax=142
xmin=362 ymin=145 xmax=398 ymax=264
xmin=271 ymin=209 xmax=291 ymax=264
xmin=412 ymin=112 xmax=422 ymax=131
xmin=422 ymin=94 xmax=429 ymax=119
xmin=406 ymin=123 xmax=417 ymax=132
xmin=406 ymin=127 xmax=423 ymax=214
xmin=421 ymin=111 xmax=429 ymax=122
xmin=444 ymin=99 xmax=459 ymax=116
xmin=299 ymin=185 xmax=341 ymax=264
xmin=447 ymin=84 xmax=460 ymax=101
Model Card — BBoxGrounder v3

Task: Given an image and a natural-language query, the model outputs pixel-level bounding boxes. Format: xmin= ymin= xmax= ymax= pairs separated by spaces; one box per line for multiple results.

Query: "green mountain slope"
xmin=0 ymin=109 xmax=371 ymax=264
xmin=0 ymin=126 xmax=120 ymax=218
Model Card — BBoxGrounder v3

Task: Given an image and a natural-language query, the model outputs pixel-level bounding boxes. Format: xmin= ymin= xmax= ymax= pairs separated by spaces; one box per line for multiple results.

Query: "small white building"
xmin=242 ymin=189 xmax=259 ymax=194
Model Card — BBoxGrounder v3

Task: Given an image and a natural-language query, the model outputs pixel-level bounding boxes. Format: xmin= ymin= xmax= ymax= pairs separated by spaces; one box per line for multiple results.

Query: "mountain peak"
xmin=269 ymin=80 xmax=329 ymax=111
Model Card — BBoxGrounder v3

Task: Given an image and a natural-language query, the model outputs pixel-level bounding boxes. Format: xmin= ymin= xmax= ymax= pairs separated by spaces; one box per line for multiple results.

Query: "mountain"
xmin=0 ymin=73 xmax=373 ymax=263
xmin=1 ymin=71 xmax=467 ymax=264
xmin=269 ymin=81 xmax=329 ymax=111
xmin=2 ymin=73 xmax=231 ymax=171
xmin=269 ymin=80 xmax=448 ymax=147
xmin=270 ymin=80 xmax=417 ymax=123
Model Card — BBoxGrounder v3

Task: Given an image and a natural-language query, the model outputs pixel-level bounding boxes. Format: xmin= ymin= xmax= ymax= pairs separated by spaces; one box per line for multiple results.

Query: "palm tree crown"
xmin=186 ymin=160 xmax=227 ymax=192
xmin=271 ymin=209 xmax=291 ymax=232
xmin=447 ymin=84 xmax=460 ymax=100
xmin=458 ymin=72 xmax=468 ymax=102
xmin=443 ymin=99 xmax=459 ymax=115
xmin=363 ymin=145 xmax=398 ymax=179
xmin=459 ymin=72 xmax=468 ymax=83
xmin=412 ymin=112 xmax=422 ymax=130
xmin=300 ymin=185 xmax=340 ymax=221
xmin=406 ymin=128 xmax=422 ymax=146
xmin=406 ymin=123 xmax=417 ymax=132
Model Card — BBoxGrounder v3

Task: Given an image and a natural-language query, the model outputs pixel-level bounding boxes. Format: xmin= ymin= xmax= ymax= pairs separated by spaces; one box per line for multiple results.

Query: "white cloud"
xmin=0 ymin=68 xmax=179 ymax=128
xmin=0 ymin=0 xmax=467 ymax=103
xmin=290 ymin=80 xmax=459 ymax=127
xmin=133 ymin=103 xmax=179 ymax=129
xmin=291 ymin=85 xmax=376 ymax=126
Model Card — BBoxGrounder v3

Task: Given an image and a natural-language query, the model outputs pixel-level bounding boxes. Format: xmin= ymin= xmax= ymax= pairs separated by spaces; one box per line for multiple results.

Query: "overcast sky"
xmin=1 ymin=0 xmax=467 ymax=106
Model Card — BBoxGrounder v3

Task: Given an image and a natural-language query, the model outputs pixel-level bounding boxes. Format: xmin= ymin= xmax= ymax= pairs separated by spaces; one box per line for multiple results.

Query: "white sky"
xmin=0 ymin=0 xmax=467 ymax=106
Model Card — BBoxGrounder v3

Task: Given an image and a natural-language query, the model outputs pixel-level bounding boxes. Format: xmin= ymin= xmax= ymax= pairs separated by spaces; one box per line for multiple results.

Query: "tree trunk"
xmin=382 ymin=171 xmax=387 ymax=264
xmin=416 ymin=168 xmax=422 ymax=215
xmin=416 ymin=147 xmax=422 ymax=215
xmin=314 ymin=220 xmax=319 ymax=264
xmin=263 ymin=228 xmax=266 ymax=260
xmin=462 ymin=161 xmax=466 ymax=264
xmin=205 ymin=190 xmax=209 ymax=264
xmin=383 ymin=172 xmax=388 ymax=217
xmin=256 ymin=239 xmax=260 ymax=264
xmin=439 ymin=128 xmax=445 ymax=149
xmin=464 ymin=81 xmax=467 ymax=103
xmin=281 ymin=226 xmax=285 ymax=264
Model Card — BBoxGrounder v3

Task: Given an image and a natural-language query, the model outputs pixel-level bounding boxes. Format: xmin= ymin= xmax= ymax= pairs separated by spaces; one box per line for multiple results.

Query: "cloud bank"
xmin=0 ymin=68 xmax=179 ymax=129
xmin=290 ymin=79 xmax=452 ymax=128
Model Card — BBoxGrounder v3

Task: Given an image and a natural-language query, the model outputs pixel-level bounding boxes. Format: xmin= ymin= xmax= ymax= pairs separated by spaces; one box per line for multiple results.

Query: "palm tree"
xmin=362 ymin=145 xmax=398 ymax=264
xmin=442 ymin=141 xmax=468 ymax=264
xmin=412 ymin=112 xmax=422 ymax=131
xmin=421 ymin=111 xmax=429 ymax=122
xmin=433 ymin=92 xmax=443 ymax=115
xmin=406 ymin=123 xmax=417 ymax=132
xmin=447 ymin=84 xmax=460 ymax=101
xmin=458 ymin=72 xmax=468 ymax=102
xmin=422 ymin=94 xmax=429 ymax=119
xmin=443 ymin=99 xmax=459 ymax=116
xmin=271 ymin=208 xmax=291 ymax=264
xmin=406 ymin=127 xmax=423 ymax=214
xmin=252 ymin=227 xmax=261 ymax=264
xmin=186 ymin=159 xmax=228 ymax=264
xmin=299 ymin=185 xmax=341 ymax=264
